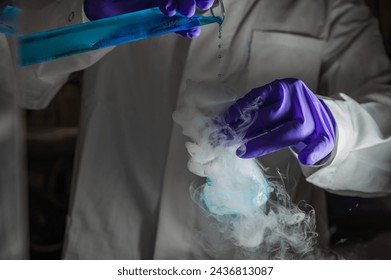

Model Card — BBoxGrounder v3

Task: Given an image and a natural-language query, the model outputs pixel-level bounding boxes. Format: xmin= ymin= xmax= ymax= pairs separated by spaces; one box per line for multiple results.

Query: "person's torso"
xmin=65 ymin=0 xmax=331 ymax=259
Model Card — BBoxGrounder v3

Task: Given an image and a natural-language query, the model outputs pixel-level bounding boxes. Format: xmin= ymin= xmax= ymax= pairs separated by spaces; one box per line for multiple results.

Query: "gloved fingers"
xmin=160 ymin=0 xmax=213 ymax=17
xmin=221 ymin=84 xmax=284 ymax=142
xmin=298 ymin=134 xmax=334 ymax=165
xmin=116 ymin=0 xmax=157 ymax=14
xmin=223 ymin=102 xmax=259 ymax=135
xmin=237 ymin=120 xmax=307 ymax=158
xmin=159 ymin=0 xmax=178 ymax=16
xmin=175 ymin=26 xmax=201 ymax=38
xmin=120 ymin=0 xmax=157 ymax=9
xmin=226 ymin=83 xmax=309 ymax=141
xmin=178 ymin=0 xmax=196 ymax=17
xmin=196 ymin=0 xmax=215 ymax=10
xmin=86 ymin=0 xmax=158 ymax=19
xmin=246 ymin=83 xmax=283 ymax=107
xmin=242 ymin=102 xmax=291 ymax=140
xmin=223 ymin=88 xmax=272 ymax=127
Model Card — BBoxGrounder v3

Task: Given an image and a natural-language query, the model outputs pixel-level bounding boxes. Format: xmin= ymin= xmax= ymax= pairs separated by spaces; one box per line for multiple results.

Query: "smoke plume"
xmin=173 ymin=81 xmax=319 ymax=259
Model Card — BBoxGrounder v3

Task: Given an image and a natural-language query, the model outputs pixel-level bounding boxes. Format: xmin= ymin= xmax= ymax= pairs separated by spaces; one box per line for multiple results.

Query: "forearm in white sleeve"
xmin=18 ymin=0 xmax=114 ymax=109
xmin=302 ymin=0 xmax=391 ymax=197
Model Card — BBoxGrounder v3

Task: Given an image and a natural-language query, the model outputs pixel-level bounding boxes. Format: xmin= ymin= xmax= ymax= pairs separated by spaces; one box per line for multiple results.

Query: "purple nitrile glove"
xmin=220 ymin=78 xmax=337 ymax=166
xmin=84 ymin=0 xmax=215 ymax=39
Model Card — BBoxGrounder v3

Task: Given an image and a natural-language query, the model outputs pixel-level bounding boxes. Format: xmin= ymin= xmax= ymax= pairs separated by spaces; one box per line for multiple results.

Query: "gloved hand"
xmin=220 ymin=78 xmax=337 ymax=166
xmin=84 ymin=0 xmax=215 ymax=38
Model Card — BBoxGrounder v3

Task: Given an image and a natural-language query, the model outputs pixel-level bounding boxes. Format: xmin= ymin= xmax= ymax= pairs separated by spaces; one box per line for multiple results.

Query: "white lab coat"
xmin=0 ymin=34 xmax=28 ymax=259
xmin=19 ymin=0 xmax=391 ymax=259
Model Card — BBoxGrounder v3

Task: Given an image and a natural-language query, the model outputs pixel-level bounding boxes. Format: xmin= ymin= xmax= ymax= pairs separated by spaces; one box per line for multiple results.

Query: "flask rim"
xmin=210 ymin=0 xmax=225 ymax=22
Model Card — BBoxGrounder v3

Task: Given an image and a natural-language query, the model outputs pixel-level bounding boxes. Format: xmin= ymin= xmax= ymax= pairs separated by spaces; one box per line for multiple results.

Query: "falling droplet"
xmin=217 ymin=24 xmax=223 ymax=79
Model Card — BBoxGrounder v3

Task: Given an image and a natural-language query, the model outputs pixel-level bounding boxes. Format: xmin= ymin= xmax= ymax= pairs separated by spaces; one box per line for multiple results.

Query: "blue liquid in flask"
xmin=20 ymin=7 xmax=223 ymax=66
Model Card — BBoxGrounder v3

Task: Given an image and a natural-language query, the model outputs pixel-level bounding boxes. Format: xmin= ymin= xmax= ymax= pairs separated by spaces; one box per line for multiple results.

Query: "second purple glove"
xmin=84 ymin=0 xmax=215 ymax=38
xmin=220 ymin=78 xmax=337 ymax=166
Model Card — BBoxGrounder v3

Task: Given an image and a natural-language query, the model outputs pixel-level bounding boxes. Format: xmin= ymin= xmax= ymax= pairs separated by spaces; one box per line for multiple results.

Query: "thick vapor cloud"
xmin=173 ymin=81 xmax=319 ymax=259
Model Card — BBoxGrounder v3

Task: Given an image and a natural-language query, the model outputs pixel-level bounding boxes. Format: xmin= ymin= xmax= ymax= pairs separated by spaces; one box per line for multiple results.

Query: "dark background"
xmin=26 ymin=0 xmax=391 ymax=259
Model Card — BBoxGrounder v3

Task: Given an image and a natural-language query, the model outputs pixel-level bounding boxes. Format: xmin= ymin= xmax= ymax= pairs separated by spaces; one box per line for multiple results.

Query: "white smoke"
xmin=173 ymin=81 xmax=319 ymax=259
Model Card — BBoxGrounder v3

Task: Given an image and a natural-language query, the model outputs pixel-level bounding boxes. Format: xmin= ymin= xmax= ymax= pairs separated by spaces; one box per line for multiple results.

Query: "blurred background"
xmin=26 ymin=0 xmax=391 ymax=259
xmin=26 ymin=73 xmax=81 ymax=259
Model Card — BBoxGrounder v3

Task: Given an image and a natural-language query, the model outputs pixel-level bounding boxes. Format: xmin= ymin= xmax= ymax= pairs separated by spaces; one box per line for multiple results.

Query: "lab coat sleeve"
xmin=18 ymin=0 xmax=113 ymax=109
xmin=302 ymin=0 xmax=391 ymax=197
